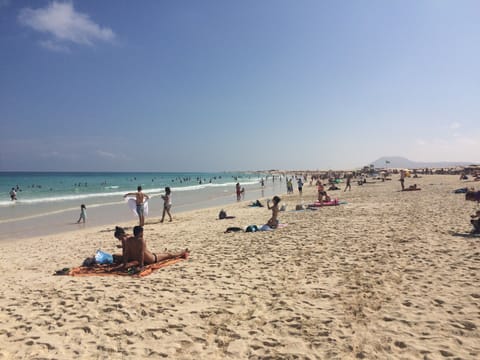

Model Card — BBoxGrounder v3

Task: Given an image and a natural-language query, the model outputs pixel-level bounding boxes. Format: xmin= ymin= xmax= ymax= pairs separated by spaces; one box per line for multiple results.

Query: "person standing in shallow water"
xmin=76 ymin=204 xmax=87 ymax=223
xmin=9 ymin=188 xmax=17 ymax=201
xmin=236 ymin=183 xmax=241 ymax=201
xmin=124 ymin=186 xmax=149 ymax=226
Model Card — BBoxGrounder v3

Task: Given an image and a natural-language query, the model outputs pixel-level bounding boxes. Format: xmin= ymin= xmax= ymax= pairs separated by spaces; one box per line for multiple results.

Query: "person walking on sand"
xmin=344 ymin=175 xmax=352 ymax=192
xmin=76 ymin=204 xmax=87 ymax=223
xmin=161 ymin=187 xmax=173 ymax=222
xmin=124 ymin=186 xmax=149 ymax=226
xmin=399 ymin=170 xmax=405 ymax=190
xmin=297 ymin=178 xmax=304 ymax=195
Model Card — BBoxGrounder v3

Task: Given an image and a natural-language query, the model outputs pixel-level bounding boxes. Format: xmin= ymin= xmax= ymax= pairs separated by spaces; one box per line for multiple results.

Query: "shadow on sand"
xmin=451 ymin=231 xmax=480 ymax=238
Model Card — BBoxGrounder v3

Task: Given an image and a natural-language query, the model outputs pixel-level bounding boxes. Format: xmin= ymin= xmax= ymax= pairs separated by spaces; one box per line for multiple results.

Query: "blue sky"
xmin=0 ymin=0 xmax=479 ymax=171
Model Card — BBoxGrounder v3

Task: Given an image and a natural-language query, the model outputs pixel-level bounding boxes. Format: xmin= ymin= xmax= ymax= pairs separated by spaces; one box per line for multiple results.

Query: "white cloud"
xmin=96 ymin=150 xmax=130 ymax=161
xmin=96 ymin=150 xmax=116 ymax=159
xmin=456 ymin=136 xmax=478 ymax=146
xmin=39 ymin=151 xmax=79 ymax=160
xmin=18 ymin=1 xmax=115 ymax=50
xmin=40 ymin=39 xmax=71 ymax=53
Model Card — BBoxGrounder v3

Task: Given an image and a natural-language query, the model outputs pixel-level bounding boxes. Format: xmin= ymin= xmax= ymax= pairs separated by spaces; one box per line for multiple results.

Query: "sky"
xmin=0 ymin=0 xmax=479 ymax=172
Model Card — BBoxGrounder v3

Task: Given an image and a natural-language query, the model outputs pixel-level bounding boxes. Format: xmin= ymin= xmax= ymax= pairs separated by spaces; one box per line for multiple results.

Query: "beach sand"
xmin=0 ymin=175 xmax=479 ymax=359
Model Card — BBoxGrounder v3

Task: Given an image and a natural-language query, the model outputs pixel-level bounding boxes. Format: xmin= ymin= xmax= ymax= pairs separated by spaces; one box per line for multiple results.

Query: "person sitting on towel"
xmin=266 ymin=196 xmax=281 ymax=229
xmin=471 ymin=210 xmax=480 ymax=234
xmin=112 ymin=226 xmax=188 ymax=270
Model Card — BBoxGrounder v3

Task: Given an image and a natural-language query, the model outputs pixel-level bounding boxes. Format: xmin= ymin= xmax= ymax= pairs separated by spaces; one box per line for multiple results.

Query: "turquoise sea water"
xmin=0 ymin=171 xmax=284 ymax=240
xmin=0 ymin=172 xmax=260 ymax=207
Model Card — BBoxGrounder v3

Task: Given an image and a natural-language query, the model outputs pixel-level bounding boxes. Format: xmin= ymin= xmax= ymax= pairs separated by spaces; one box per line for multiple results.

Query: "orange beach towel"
xmin=54 ymin=257 xmax=185 ymax=278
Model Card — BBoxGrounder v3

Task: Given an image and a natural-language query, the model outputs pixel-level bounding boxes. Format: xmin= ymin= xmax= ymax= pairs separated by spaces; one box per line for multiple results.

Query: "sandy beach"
xmin=0 ymin=174 xmax=479 ymax=359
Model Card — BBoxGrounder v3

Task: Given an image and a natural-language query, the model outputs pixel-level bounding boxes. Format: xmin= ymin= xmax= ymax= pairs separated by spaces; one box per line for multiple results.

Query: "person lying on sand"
xmin=112 ymin=226 xmax=188 ymax=271
xmin=402 ymin=184 xmax=421 ymax=191
xmin=266 ymin=196 xmax=281 ymax=229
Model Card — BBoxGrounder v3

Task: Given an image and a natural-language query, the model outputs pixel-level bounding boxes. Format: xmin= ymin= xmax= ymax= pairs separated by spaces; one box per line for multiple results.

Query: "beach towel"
xmin=308 ymin=199 xmax=346 ymax=207
xmin=54 ymin=257 xmax=185 ymax=278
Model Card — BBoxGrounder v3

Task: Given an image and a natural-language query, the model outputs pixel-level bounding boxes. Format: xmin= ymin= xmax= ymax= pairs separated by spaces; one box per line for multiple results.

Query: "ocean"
xmin=0 ymin=171 xmax=285 ymax=240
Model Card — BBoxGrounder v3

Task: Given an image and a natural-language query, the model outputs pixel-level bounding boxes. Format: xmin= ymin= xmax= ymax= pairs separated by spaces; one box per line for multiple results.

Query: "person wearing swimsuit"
xmin=112 ymin=226 xmax=189 ymax=271
xmin=124 ymin=186 xmax=150 ymax=226
xmin=266 ymin=196 xmax=281 ymax=229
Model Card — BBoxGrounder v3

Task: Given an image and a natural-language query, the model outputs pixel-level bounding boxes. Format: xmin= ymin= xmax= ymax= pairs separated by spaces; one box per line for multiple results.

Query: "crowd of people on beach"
xmin=11 ymin=166 xmax=480 ymax=275
xmin=75 ymin=185 xmax=187 ymax=274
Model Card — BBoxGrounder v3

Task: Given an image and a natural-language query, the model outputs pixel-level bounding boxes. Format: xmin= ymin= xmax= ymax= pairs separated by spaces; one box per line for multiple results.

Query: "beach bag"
xmin=245 ymin=225 xmax=258 ymax=233
xmin=82 ymin=256 xmax=96 ymax=267
xmin=95 ymin=250 xmax=113 ymax=264
xmin=225 ymin=227 xmax=243 ymax=233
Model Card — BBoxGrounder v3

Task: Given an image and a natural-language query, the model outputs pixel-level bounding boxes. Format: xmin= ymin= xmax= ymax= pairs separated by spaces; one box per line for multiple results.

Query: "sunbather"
xmin=112 ymin=226 xmax=188 ymax=270
xmin=266 ymin=196 xmax=281 ymax=229
xmin=470 ymin=210 xmax=480 ymax=234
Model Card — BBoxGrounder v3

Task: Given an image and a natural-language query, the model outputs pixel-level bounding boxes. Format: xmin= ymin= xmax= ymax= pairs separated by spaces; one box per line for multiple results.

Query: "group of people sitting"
xmin=85 ymin=226 xmax=189 ymax=273
xmin=224 ymin=195 xmax=283 ymax=233
xmin=316 ymin=181 xmax=333 ymax=204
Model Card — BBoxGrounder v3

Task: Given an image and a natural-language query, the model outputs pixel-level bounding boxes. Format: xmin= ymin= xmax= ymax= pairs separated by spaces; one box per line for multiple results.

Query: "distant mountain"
xmin=371 ymin=156 xmax=475 ymax=169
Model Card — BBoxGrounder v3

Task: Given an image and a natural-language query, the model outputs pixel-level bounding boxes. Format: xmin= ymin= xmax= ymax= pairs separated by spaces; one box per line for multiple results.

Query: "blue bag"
xmin=95 ymin=250 xmax=113 ymax=264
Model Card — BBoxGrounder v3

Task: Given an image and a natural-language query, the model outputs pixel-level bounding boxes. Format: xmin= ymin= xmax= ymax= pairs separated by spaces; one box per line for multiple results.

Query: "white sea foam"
xmin=0 ymin=179 xmax=261 ymax=208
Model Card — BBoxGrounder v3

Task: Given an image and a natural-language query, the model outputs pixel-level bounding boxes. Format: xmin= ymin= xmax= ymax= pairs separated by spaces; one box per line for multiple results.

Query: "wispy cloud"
xmin=96 ymin=150 xmax=131 ymax=161
xmin=96 ymin=150 xmax=117 ymax=159
xmin=40 ymin=151 xmax=79 ymax=160
xmin=18 ymin=1 xmax=115 ymax=51
xmin=39 ymin=39 xmax=71 ymax=53
xmin=450 ymin=122 xmax=461 ymax=130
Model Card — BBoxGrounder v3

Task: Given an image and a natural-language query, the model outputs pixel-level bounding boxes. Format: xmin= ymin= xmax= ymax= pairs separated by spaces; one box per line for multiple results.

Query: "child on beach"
xmin=266 ymin=196 xmax=281 ymax=229
xmin=76 ymin=204 xmax=87 ymax=223
xmin=161 ymin=187 xmax=173 ymax=222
